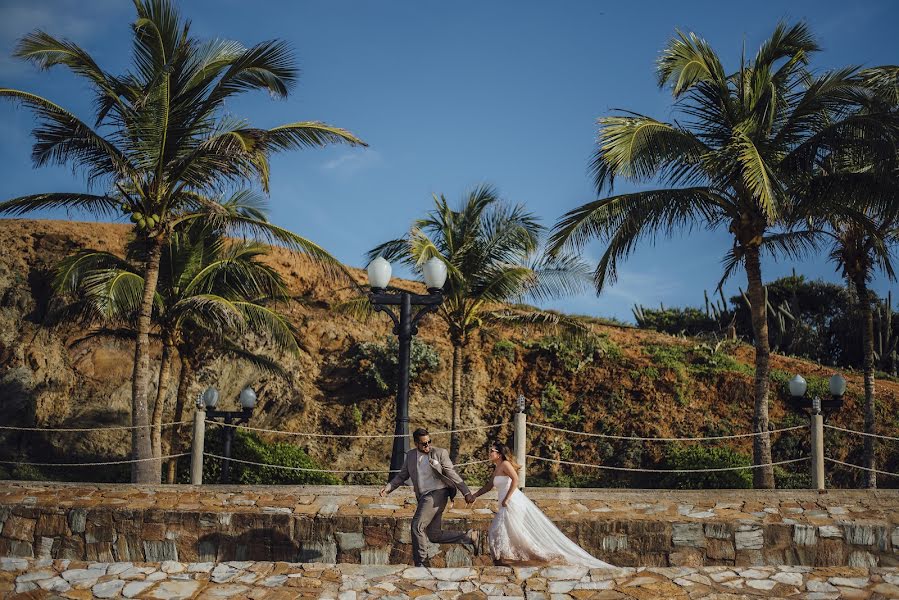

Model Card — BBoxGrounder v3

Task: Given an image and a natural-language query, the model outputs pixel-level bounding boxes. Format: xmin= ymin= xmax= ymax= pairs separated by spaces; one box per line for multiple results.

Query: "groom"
xmin=379 ymin=428 xmax=477 ymax=567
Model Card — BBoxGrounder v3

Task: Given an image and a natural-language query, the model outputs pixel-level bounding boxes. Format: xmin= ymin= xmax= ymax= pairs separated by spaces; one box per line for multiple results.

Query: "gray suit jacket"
xmin=385 ymin=446 xmax=471 ymax=500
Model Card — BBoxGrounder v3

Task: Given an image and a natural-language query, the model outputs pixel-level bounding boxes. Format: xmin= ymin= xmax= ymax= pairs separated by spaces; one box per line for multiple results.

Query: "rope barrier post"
xmin=514 ymin=395 xmax=527 ymax=489
xmin=190 ymin=408 xmax=205 ymax=485
xmin=811 ymin=412 xmax=825 ymax=490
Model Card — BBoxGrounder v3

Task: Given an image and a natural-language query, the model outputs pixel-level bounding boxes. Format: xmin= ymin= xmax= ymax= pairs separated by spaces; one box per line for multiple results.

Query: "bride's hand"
xmin=501 ymin=499 xmax=509 ymax=508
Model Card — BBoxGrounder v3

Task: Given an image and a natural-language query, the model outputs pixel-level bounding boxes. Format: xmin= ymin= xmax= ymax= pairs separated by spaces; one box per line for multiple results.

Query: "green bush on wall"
xmin=659 ymin=444 xmax=752 ymax=489
xmin=179 ymin=429 xmax=341 ymax=485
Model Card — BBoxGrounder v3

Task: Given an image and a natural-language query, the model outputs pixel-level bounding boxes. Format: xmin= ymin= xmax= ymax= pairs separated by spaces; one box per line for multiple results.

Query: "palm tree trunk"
xmin=744 ymin=245 xmax=774 ymax=489
xmin=131 ymin=236 xmax=164 ymax=483
xmin=166 ymin=354 xmax=192 ymax=484
xmin=854 ymin=278 xmax=877 ymax=489
xmin=450 ymin=342 xmax=463 ymax=462
xmin=150 ymin=339 xmax=174 ymax=464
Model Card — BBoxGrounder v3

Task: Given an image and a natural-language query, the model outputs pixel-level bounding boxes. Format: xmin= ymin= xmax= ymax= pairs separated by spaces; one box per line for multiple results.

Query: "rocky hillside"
xmin=1 ymin=219 xmax=897 ymax=487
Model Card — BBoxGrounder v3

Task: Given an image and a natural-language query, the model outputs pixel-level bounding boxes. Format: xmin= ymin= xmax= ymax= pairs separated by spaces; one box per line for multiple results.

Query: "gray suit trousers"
xmin=411 ymin=488 xmax=468 ymax=565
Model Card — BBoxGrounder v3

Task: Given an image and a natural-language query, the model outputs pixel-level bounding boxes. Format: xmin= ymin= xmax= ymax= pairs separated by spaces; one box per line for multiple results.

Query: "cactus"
xmin=739 ymin=285 xmax=797 ymax=352
xmin=874 ymin=291 xmax=898 ymax=375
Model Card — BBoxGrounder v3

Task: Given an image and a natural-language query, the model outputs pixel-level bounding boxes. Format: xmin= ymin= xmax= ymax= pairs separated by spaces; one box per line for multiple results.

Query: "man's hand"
xmin=464 ymin=493 xmax=476 ymax=505
xmin=379 ymin=486 xmax=389 ymax=498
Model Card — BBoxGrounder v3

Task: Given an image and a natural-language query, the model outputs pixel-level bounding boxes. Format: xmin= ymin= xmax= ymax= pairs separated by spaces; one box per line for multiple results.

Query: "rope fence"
xmin=0 ymin=420 xmax=191 ymax=432
xmin=528 ymin=422 xmax=805 ymax=441
xmin=204 ymin=420 xmax=509 ymax=438
xmin=6 ymin=410 xmax=897 ymax=488
xmin=527 ymin=454 xmax=809 ymax=473
xmin=203 ymin=453 xmax=493 ymax=474
xmin=0 ymin=453 xmax=189 ymax=467
xmin=824 ymin=457 xmax=899 ymax=478
xmin=823 ymin=424 xmax=899 ymax=442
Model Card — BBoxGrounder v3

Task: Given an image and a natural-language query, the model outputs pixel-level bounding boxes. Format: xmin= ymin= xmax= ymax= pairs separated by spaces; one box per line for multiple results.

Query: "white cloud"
xmin=320 ymin=149 xmax=382 ymax=175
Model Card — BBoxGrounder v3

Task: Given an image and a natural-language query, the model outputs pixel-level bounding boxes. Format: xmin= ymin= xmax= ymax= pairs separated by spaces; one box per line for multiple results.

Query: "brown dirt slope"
xmin=0 ymin=218 xmax=896 ymax=486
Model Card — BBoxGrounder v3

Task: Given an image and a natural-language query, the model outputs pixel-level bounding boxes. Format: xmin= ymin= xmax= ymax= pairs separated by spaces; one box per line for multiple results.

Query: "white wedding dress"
xmin=487 ymin=475 xmax=613 ymax=567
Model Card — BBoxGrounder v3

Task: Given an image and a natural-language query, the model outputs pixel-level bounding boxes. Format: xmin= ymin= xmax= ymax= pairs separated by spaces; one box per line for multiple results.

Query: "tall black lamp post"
xmin=201 ymin=386 xmax=257 ymax=484
xmin=366 ymin=256 xmax=447 ymax=478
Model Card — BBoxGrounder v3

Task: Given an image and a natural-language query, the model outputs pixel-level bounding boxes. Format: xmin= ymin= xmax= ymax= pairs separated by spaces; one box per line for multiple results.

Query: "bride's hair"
xmin=492 ymin=441 xmax=520 ymax=471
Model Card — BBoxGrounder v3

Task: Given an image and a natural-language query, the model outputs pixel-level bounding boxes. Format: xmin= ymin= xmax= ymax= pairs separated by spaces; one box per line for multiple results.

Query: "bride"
xmin=471 ymin=441 xmax=613 ymax=567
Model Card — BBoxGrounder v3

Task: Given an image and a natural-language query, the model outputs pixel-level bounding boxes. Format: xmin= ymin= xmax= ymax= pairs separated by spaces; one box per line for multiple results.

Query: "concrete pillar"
xmin=514 ymin=410 xmax=526 ymax=489
xmin=190 ymin=408 xmax=205 ymax=485
xmin=811 ymin=413 xmax=825 ymax=490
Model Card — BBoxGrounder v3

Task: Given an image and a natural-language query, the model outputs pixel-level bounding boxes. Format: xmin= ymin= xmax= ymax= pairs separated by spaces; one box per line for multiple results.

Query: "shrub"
xmin=526 ymin=334 xmax=620 ymax=372
xmin=182 ymin=430 xmax=340 ymax=485
xmin=348 ymin=338 xmax=440 ymax=395
xmin=350 ymin=403 xmax=363 ymax=429
xmin=659 ymin=444 xmax=752 ymax=489
xmin=540 ymin=383 xmax=583 ymax=428
xmin=492 ymin=339 xmax=517 ymax=362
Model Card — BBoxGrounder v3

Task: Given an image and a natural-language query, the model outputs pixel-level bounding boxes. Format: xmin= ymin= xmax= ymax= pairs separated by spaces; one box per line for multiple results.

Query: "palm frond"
xmin=0 ymin=193 xmax=120 ymax=217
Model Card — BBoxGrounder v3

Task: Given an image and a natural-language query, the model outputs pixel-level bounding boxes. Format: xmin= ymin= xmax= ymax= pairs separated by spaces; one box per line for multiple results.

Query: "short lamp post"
xmin=366 ymin=256 xmax=447 ymax=478
xmin=788 ymin=373 xmax=847 ymax=491
xmin=202 ymin=386 xmax=257 ymax=484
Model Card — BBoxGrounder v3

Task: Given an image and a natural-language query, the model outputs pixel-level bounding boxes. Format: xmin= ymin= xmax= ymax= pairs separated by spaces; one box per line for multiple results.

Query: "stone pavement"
xmin=3 ymin=558 xmax=899 ymax=599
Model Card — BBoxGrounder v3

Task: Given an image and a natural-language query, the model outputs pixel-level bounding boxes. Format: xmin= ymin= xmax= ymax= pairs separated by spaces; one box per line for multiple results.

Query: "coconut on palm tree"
xmin=369 ymin=185 xmax=589 ymax=460
xmin=54 ymin=197 xmax=301 ymax=476
xmin=548 ymin=23 xmax=873 ymax=488
xmin=1 ymin=0 xmax=365 ymax=482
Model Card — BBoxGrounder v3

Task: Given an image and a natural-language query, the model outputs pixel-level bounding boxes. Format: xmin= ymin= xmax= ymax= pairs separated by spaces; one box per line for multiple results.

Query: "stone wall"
xmin=1 ymin=483 xmax=897 ymax=569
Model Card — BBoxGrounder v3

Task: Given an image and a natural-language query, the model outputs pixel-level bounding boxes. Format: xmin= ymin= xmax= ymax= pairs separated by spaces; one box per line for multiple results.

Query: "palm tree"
xmin=369 ymin=185 xmax=589 ymax=460
xmin=795 ymin=66 xmax=899 ymax=488
xmin=548 ymin=23 xmax=869 ymax=487
xmin=54 ymin=202 xmax=300 ymax=477
xmin=1 ymin=0 xmax=365 ymax=482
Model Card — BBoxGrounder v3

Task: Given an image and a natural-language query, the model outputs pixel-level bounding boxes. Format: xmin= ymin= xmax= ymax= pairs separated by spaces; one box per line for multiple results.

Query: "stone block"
xmin=143 ymin=539 xmax=178 ymax=561
xmin=735 ymin=527 xmax=763 ymax=550
xmin=600 ymin=535 xmax=628 ymax=552
xmin=793 ymin=524 xmax=817 ymax=546
xmin=847 ymin=550 xmax=877 ymax=568
xmin=35 ymin=513 xmax=70 ymax=537
xmin=333 ymin=516 xmax=363 ymax=533
xmin=669 ymin=547 xmax=704 ymax=567
xmin=57 ymin=535 xmax=85 ymax=560
xmin=85 ymin=542 xmax=114 ymax=562
xmin=764 ymin=524 xmax=791 ymax=548
xmin=734 ymin=549 xmax=763 ymax=566
xmin=0 ymin=538 xmax=33 ymax=558
xmin=363 ymin=525 xmax=392 ymax=547
xmin=2 ymin=515 xmax=35 ymax=541
xmin=197 ymin=539 xmax=217 ymax=562
xmin=85 ymin=524 xmax=114 ymax=544
xmin=816 ymin=539 xmax=847 ymax=566
xmin=706 ymin=538 xmax=735 ymax=561
xmin=113 ymin=535 xmax=143 ymax=562
xmin=844 ymin=524 xmax=876 ymax=546
xmin=298 ymin=540 xmax=337 ymax=563
xmin=336 ymin=532 xmax=365 ymax=551
xmin=68 ymin=509 xmax=87 ymax=534
xmin=704 ymin=523 xmax=730 ymax=540
xmin=672 ymin=523 xmax=706 ymax=548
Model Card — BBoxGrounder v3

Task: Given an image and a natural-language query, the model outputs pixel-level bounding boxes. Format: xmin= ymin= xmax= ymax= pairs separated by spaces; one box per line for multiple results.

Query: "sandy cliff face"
xmin=0 ymin=218 xmax=896 ymax=484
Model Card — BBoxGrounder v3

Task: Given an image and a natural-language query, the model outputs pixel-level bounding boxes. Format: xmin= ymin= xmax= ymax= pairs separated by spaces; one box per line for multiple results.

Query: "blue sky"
xmin=1 ymin=0 xmax=897 ymax=321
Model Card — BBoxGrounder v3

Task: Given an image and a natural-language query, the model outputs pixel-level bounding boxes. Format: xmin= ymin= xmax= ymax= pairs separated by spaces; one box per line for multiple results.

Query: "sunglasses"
xmin=418 ymin=440 xmax=432 ymax=446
